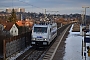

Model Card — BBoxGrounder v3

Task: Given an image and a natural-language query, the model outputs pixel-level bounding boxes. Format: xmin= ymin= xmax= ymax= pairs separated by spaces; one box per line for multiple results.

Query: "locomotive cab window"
xmin=34 ymin=27 xmax=47 ymax=33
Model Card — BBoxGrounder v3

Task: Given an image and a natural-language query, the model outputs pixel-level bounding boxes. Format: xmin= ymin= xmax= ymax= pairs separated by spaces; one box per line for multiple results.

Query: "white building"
xmin=6 ymin=8 xmax=25 ymax=13
xmin=4 ymin=23 xmax=18 ymax=36
xmin=20 ymin=8 xmax=25 ymax=12
xmin=6 ymin=8 xmax=12 ymax=13
xmin=17 ymin=8 xmax=21 ymax=12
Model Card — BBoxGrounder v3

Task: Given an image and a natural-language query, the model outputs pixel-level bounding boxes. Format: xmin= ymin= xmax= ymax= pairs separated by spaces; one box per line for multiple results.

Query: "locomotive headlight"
xmin=44 ymin=38 xmax=47 ymax=41
xmin=32 ymin=38 xmax=36 ymax=40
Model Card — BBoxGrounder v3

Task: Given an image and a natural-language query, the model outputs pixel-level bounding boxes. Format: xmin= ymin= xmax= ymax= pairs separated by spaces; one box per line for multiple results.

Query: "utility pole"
xmin=81 ymin=11 xmax=85 ymax=25
xmin=82 ymin=6 xmax=89 ymax=60
xmin=46 ymin=10 xmax=59 ymax=21
xmin=44 ymin=9 xmax=59 ymax=22
xmin=45 ymin=9 xmax=46 ymax=18
xmin=82 ymin=6 xmax=89 ymax=26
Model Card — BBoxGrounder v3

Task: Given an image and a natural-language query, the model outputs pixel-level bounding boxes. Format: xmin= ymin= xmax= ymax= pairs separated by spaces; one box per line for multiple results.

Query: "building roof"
xmin=4 ymin=22 xmax=14 ymax=31
xmin=16 ymin=21 xmax=25 ymax=26
xmin=16 ymin=20 xmax=33 ymax=27
xmin=0 ymin=20 xmax=7 ymax=26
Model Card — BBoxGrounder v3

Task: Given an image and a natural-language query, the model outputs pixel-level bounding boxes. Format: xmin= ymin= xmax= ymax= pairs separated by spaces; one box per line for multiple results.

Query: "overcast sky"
xmin=0 ymin=0 xmax=90 ymax=15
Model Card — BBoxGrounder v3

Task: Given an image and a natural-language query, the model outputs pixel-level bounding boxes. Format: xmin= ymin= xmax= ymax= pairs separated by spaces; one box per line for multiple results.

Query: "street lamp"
xmin=82 ymin=6 xmax=89 ymax=26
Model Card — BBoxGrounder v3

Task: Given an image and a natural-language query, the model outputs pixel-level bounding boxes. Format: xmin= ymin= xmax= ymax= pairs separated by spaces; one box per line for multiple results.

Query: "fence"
xmin=3 ymin=31 xmax=31 ymax=60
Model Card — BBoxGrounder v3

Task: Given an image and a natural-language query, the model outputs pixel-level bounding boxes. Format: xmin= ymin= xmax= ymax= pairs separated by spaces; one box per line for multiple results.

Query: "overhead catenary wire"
xmin=0 ymin=0 xmax=59 ymax=14
xmin=0 ymin=0 xmax=14 ymax=8
xmin=0 ymin=0 xmax=44 ymax=12
xmin=18 ymin=0 xmax=44 ymax=9
xmin=17 ymin=0 xmax=59 ymax=14
xmin=0 ymin=4 xmax=11 ymax=8
xmin=17 ymin=0 xmax=45 ymax=13
xmin=0 ymin=4 xmax=11 ymax=12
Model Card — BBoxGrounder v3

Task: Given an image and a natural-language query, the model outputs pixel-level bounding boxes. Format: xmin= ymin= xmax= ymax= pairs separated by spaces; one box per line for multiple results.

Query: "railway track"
xmin=42 ymin=24 xmax=71 ymax=60
xmin=16 ymin=46 xmax=48 ymax=60
xmin=20 ymin=38 xmax=56 ymax=60
xmin=27 ymin=49 xmax=45 ymax=60
xmin=16 ymin=47 xmax=35 ymax=60
xmin=23 ymin=39 xmax=56 ymax=60
xmin=16 ymin=24 xmax=71 ymax=60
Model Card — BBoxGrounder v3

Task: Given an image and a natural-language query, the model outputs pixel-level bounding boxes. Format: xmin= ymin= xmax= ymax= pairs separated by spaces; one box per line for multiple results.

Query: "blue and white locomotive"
xmin=31 ymin=18 xmax=57 ymax=46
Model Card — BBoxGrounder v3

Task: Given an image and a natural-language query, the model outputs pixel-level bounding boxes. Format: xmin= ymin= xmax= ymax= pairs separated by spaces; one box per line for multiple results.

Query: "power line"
xmin=17 ymin=0 xmax=45 ymax=13
xmin=0 ymin=4 xmax=11 ymax=8
xmin=18 ymin=0 xmax=43 ymax=9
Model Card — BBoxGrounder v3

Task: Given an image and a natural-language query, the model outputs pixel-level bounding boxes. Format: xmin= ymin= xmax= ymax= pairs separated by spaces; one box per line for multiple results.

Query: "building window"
xmin=13 ymin=26 xmax=15 ymax=28
xmin=15 ymin=30 xmax=16 ymax=33
xmin=11 ymin=31 xmax=13 ymax=33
